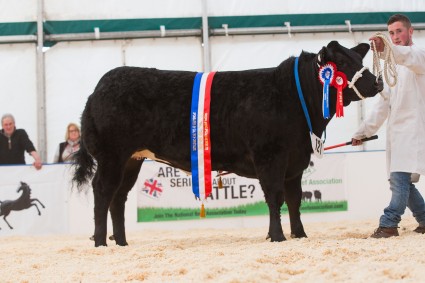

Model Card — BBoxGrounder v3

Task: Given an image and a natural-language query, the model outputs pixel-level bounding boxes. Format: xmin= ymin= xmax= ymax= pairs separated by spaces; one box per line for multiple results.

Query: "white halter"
xmin=347 ymin=66 xmax=368 ymax=100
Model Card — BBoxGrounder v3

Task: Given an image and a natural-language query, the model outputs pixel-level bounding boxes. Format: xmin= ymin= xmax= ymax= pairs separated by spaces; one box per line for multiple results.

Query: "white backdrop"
xmin=0 ymin=151 xmax=407 ymax=236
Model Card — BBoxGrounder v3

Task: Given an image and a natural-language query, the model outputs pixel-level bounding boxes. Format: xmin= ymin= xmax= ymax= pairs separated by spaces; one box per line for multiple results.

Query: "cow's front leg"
xmin=285 ymin=173 xmax=307 ymax=238
xmin=110 ymin=158 xmax=144 ymax=246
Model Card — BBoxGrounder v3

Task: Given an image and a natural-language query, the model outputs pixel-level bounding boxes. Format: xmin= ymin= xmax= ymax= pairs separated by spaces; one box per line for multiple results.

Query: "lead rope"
xmin=371 ymin=32 xmax=398 ymax=89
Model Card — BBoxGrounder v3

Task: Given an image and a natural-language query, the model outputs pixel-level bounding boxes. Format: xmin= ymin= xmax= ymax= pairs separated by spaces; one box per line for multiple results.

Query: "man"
xmin=352 ymin=14 xmax=425 ymax=238
xmin=0 ymin=113 xmax=42 ymax=170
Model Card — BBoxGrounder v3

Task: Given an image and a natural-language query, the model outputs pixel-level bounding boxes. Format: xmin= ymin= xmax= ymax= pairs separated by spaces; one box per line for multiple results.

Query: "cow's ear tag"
xmin=310 ymin=133 xmax=324 ymax=158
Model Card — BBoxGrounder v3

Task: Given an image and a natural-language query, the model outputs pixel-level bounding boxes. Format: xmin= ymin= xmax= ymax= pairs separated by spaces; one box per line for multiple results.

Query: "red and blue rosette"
xmin=318 ymin=62 xmax=336 ymax=119
xmin=332 ymin=71 xmax=348 ymax=118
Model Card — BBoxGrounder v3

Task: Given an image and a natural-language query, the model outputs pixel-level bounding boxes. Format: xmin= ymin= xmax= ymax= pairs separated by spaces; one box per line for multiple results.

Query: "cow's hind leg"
xmin=109 ymin=157 xmax=144 ymax=246
xmin=285 ymin=173 xmax=307 ymax=238
xmin=92 ymin=159 xmax=126 ymax=247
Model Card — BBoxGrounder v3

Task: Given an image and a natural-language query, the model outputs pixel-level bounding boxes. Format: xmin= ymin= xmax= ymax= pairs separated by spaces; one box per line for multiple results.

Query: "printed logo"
xmin=0 ymin=181 xmax=45 ymax=229
xmin=141 ymin=178 xmax=163 ymax=200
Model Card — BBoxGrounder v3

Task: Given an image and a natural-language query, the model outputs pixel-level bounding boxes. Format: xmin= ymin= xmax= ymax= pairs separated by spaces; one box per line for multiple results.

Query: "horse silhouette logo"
xmin=0 ymin=181 xmax=45 ymax=229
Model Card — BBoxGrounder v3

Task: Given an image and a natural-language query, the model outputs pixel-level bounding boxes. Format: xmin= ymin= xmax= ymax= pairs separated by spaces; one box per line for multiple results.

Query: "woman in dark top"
xmin=53 ymin=123 xmax=81 ymax=163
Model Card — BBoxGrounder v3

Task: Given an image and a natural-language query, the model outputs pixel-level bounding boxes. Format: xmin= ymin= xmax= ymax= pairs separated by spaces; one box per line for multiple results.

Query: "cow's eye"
xmin=336 ymin=59 xmax=348 ymax=69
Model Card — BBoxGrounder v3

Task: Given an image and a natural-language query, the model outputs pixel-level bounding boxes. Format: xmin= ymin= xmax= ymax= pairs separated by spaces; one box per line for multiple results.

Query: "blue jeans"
xmin=380 ymin=172 xmax=425 ymax=228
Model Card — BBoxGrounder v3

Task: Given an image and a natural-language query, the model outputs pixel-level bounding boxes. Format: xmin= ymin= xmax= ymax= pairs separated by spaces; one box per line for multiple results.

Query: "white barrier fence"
xmin=0 ymin=151 xmax=421 ymax=237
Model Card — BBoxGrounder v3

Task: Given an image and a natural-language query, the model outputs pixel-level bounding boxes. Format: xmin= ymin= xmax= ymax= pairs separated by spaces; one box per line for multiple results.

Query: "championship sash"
xmin=190 ymin=72 xmax=216 ymax=200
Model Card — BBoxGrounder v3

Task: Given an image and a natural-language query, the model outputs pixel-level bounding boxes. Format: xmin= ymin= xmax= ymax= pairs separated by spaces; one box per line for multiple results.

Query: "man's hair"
xmin=1 ymin=113 xmax=15 ymax=124
xmin=387 ymin=14 xmax=412 ymax=28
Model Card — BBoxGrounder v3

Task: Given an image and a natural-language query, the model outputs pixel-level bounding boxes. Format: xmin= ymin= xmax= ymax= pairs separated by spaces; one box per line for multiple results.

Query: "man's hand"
xmin=30 ymin=151 xmax=43 ymax=170
xmin=369 ymin=36 xmax=384 ymax=52
xmin=351 ymin=138 xmax=363 ymax=146
xmin=33 ymin=160 xmax=42 ymax=170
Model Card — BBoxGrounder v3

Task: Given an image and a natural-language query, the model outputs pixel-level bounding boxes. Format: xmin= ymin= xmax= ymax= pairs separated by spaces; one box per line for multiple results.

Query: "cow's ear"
xmin=351 ymin=43 xmax=370 ymax=59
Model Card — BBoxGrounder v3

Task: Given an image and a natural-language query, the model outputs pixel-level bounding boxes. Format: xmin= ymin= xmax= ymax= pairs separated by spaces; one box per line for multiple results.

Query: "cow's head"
xmin=316 ymin=41 xmax=383 ymax=106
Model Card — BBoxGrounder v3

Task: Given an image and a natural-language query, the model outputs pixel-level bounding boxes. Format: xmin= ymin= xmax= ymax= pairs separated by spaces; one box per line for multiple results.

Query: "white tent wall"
xmin=44 ymin=37 xmax=203 ymax=162
xmin=124 ymin=37 xmax=203 ymax=71
xmin=43 ymin=0 xmax=203 ymax=20
xmin=41 ymin=0 xmax=423 ymax=19
xmin=45 ymin=41 xmax=123 ymax=162
xmin=0 ymin=0 xmax=36 ymax=22
xmin=0 ymin=44 xmax=38 ymax=164
xmin=207 ymin=0 xmax=423 ymax=15
xmin=0 ymin=1 xmax=423 ymax=162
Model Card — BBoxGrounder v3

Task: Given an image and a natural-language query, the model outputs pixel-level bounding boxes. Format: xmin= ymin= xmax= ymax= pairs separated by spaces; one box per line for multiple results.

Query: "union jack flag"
xmin=141 ymin=178 xmax=163 ymax=199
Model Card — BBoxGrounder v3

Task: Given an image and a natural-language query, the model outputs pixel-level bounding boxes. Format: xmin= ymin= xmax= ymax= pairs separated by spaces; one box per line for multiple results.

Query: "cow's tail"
xmin=72 ymin=138 xmax=96 ymax=192
xmin=72 ymin=96 xmax=97 ymax=192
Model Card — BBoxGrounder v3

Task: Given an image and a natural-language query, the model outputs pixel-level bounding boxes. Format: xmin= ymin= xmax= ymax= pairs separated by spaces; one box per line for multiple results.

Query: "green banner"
xmin=137 ymin=200 xmax=348 ymax=222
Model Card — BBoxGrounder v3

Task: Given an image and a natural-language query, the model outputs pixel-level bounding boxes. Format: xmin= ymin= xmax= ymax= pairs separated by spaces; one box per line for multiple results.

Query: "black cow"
xmin=73 ymin=41 xmax=383 ymax=247
xmin=302 ymin=191 xmax=313 ymax=202
xmin=314 ymin=190 xmax=322 ymax=202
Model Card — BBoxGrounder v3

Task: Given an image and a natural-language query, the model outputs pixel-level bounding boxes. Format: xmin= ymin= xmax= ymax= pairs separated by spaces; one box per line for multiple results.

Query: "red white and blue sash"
xmin=190 ymin=72 xmax=216 ymax=200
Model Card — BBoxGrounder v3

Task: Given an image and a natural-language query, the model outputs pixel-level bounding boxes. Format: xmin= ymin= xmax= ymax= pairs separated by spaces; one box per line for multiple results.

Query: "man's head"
xmin=387 ymin=14 xmax=413 ymax=46
xmin=1 ymin=113 xmax=16 ymax=137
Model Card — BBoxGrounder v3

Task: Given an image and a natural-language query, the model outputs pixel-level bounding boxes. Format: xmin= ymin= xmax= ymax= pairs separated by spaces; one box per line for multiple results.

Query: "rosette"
xmin=318 ymin=62 xmax=336 ymax=119
xmin=332 ymin=71 xmax=348 ymax=118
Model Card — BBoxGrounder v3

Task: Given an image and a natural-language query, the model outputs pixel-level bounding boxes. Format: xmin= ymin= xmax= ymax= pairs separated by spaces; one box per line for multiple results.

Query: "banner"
xmin=0 ymin=164 xmax=70 ymax=236
xmin=136 ymin=154 xmax=347 ymax=222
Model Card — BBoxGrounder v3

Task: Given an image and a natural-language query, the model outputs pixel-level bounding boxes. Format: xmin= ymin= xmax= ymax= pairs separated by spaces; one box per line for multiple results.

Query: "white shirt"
xmin=353 ymin=44 xmax=425 ymax=177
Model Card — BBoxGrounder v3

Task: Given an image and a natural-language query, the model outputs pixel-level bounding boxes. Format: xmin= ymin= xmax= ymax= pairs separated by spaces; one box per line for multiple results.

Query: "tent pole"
xmin=36 ymin=0 xmax=47 ymax=162
xmin=201 ymin=0 xmax=211 ymax=72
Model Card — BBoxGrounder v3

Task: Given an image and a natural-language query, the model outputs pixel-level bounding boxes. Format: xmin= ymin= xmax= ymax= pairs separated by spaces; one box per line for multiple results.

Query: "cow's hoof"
xmin=113 ymin=235 xmax=128 ymax=246
xmin=91 ymin=235 xmax=115 ymax=241
xmin=290 ymin=229 xmax=308 ymax=238
xmin=116 ymin=241 xmax=128 ymax=246
xmin=290 ymin=233 xmax=308 ymax=239
xmin=266 ymin=232 xmax=286 ymax=242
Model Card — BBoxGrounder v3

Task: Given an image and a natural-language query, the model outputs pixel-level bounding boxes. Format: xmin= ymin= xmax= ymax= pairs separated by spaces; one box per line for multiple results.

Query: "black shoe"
xmin=414 ymin=226 xmax=425 ymax=234
xmin=370 ymin=227 xmax=399 ymax=238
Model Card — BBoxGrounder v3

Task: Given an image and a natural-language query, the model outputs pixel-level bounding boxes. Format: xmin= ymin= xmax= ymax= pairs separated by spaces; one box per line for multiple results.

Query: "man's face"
xmin=2 ymin=117 xmax=15 ymax=136
xmin=388 ymin=21 xmax=413 ymax=46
